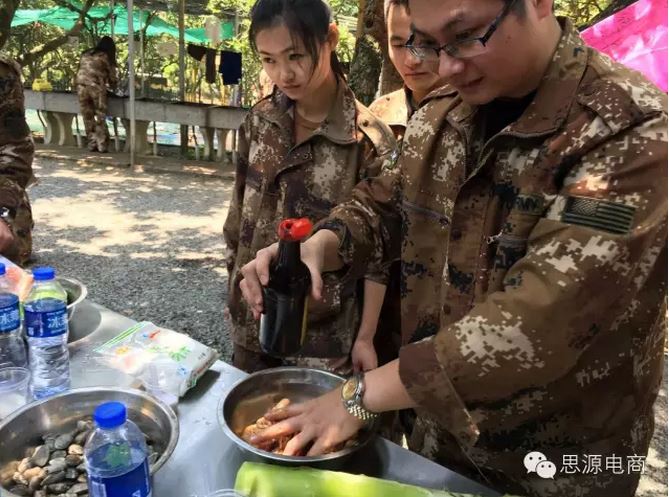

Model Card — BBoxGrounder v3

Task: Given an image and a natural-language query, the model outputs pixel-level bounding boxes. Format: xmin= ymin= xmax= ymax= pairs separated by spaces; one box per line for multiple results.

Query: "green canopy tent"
xmin=185 ymin=24 xmax=235 ymax=42
xmin=11 ymin=5 xmax=211 ymax=43
xmin=11 ymin=9 xmax=51 ymax=27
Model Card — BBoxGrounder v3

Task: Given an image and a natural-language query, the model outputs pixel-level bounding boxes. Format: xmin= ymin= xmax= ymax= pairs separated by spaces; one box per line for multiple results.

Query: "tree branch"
xmin=17 ymin=0 xmax=96 ymax=67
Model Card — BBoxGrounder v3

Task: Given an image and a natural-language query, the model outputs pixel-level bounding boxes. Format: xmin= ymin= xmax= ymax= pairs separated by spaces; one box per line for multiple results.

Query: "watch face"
xmin=342 ymin=377 xmax=358 ymax=401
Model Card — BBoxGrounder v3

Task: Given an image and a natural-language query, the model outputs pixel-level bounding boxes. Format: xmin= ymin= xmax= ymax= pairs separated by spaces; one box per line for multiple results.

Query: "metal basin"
xmin=57 ymin=276 xmax=88 ymax=323
xmin=218 ymin=367 xmax=377 ymax=469
xmin=54 ymin=276 xmax=96 ymax=344
xmin=0 ymin=387 xmax=179 ymax=497
xmin=66 ymin=300 xmax=102 ymax=345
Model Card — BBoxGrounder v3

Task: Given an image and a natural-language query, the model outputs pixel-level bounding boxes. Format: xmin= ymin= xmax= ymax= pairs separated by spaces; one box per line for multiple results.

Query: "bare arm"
xmin=358 ymin=279 xmax=386 ymax=342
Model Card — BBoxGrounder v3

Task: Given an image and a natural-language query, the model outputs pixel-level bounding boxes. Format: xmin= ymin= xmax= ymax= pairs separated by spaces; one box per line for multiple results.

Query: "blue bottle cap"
xmin=0 ymin=263 xmax=5 ymax=276
xmin=32 ymin=267 xmax=56 ymax=281
xmin=94 ymin=402 xmax=127 ymax=429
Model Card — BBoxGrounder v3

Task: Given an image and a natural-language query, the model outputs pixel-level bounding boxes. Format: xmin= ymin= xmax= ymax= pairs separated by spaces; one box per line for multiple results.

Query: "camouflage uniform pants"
xmin=232 ymin=343 xmax=352 ymax=376
xmin=77 ymin=85 xmax=109 ymax=152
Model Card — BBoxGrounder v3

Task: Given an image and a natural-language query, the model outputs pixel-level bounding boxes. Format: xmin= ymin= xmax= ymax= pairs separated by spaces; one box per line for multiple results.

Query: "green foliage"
xmin=554 ymin=0 xmax=610 ymax=27
xmin=4 ymin=0 xmax=614 ymax=106
xmin=329 ymin=0 xmax=359 ymax=17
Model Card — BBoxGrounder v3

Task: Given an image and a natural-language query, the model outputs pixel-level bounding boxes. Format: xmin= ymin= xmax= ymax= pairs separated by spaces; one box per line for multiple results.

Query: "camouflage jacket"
xmin=369 ymin=87 xmax=413 ymax=140
xmin=0 ymin=57 xmax=35 ymax=265
xmin=323 ymin=20 xmax=667 ymax=496
xmin=224 ymin=80 xmax=396 ymax=357
xmin=76 ymin=51 xmax=117 ymax=91
xmin=370 ymin=85 xmax=457 ymax=141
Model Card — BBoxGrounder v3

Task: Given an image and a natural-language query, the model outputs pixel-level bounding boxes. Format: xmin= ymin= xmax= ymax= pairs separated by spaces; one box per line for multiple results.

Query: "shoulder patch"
xmin=561 ymin=195 xmax=636 ymax=234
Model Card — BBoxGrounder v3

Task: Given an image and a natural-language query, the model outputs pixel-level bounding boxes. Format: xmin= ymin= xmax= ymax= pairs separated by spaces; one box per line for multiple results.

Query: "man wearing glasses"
xmin=239 ymin=0 xmax=667 ymax=495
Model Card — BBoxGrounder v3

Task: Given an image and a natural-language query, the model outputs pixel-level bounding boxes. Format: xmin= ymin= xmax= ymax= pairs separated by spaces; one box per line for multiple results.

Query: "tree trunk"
xmin=348 ymin=0 xmax=402 ymax=105
xmin=0 ymin=0 xmax=21 ymax=50
xmin=17 ymin=0 xmax=96 ymax=67
xmin=349 ymin=35 xmax=382 ymax=105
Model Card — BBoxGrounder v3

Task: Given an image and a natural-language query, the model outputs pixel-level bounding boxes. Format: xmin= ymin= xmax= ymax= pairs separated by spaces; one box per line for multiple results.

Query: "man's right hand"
xmin=0 ymin=221 xmax=15 ymax=254
xmin=239 ymin=231 xmax=335 ymax=320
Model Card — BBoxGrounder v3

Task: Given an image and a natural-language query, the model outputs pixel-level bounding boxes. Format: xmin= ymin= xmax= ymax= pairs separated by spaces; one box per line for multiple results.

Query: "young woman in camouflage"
xmin=223 ymin=0 xmax=397 ymax=374
xmin=0 ymin=57 xmax=35 ymax=266
xmin=76 ymin=36 xmax=118 ymax=153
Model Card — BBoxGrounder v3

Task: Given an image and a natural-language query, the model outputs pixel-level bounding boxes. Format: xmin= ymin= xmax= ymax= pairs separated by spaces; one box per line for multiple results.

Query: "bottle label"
xmin=88 ymin=458 xmax=152 ymax=497
xmin=0 ymin=299 xmax=20 ymax=333
xmin=25 ymin=306 xmax=68 ymax=338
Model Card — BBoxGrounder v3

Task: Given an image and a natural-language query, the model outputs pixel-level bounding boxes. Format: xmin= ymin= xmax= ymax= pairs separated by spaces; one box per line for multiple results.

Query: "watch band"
xmin=343 ymin=372 xmax=379 ymax=422
xmin=346 ymin=401 xmax=379 ymax=422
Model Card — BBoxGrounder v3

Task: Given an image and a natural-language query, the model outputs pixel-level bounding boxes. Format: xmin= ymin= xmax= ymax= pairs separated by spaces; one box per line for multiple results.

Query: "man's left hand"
xmin=250 ymin=388 xmax=365 ymax=456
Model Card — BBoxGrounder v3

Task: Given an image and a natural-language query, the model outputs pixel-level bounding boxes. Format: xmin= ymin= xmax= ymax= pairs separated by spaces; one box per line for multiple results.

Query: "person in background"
xmin=76 ymin=36 xmax=118 ymax=153
xmin=369 ymin=0 xmax=451 ymax=140
xmin=223 ymin=0 xmax=396 ymax=375
xmin=363 ymin=0 xmax=455 ymax=373
xmin=238 ymin=0 xmax=667 ymax=495
xmin=0 ymin=56 xmax=35 ymax=266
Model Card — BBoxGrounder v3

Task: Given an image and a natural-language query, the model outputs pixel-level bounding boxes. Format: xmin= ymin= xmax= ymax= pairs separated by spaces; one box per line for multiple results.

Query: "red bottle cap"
xmin=278 ymin=218 xmax=313 ymax=241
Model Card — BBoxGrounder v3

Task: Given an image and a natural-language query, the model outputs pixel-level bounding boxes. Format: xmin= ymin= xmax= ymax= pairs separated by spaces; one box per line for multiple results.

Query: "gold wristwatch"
xmin=341 ymin=372 xmax=378 ymax=423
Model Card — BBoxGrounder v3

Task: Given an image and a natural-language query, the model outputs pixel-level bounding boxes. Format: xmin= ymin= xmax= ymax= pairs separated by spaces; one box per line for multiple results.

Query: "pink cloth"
xmin=581 ymin=0 xmax=668 ymax=92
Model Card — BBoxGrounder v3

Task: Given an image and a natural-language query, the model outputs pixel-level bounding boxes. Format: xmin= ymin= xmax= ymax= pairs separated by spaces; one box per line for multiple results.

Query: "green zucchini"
xmin=234 ymin=462 xmax=514 ymax=497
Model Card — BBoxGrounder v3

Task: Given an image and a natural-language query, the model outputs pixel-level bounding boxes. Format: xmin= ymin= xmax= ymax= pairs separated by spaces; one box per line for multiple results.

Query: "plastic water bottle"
xmin=25 ymin=266 xmax=70 ymax=399
xmin=85 ymin=402 xmax=153 ymax=497
xmin=0 ymin=263 xmax=27 ymax=368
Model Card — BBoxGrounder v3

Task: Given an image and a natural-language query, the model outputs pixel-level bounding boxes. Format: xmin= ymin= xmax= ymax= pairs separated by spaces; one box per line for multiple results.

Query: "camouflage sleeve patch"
xmin=561 ymin=196 xmax=636 ymax=235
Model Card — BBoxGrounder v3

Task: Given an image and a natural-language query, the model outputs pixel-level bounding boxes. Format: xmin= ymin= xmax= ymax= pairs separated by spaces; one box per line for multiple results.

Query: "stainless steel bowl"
xmin=57 ymin=276 xmax=88 ymax=323
xmin=218 ymin=367 xmax=377 ymax=468
xmin=0 ymin=387 xmax=179 ymax=497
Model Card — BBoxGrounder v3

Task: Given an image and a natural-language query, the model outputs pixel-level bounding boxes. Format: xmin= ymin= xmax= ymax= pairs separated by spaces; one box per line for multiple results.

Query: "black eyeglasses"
xmin=405 ymin=0 xmax=519 ymax=61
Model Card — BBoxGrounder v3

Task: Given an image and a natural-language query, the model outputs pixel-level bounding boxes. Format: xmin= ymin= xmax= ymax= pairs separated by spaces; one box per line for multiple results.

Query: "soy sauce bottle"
xmin=259 ymin=218 xmax=312 ymax=356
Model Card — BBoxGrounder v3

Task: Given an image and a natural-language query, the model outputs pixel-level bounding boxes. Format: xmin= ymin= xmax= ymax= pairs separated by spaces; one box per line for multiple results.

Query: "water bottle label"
xmin=0 ymin=300 xmax=20 ymax=333
xmin=25 ymin=306 xmax=68 ymax=338
xmin=88 ymin=458 xmax=152 ymax=497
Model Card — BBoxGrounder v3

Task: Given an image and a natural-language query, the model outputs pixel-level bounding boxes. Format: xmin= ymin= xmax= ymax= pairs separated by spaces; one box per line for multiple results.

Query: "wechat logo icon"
xmin=524 ymin=451 xmax=557 ymax=479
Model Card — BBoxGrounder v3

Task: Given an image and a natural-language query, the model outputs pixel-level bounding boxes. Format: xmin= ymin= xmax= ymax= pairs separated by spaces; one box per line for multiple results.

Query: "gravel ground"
xmin=27 ymin=155 xmax=667 ymax=495
xmin=28 ymin=155 xmax=234 ymax=359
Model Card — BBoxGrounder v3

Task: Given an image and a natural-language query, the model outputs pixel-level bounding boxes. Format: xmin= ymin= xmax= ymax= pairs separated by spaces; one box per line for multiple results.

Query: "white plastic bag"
xmin=94 ymin=321 xmax=219 ymax=396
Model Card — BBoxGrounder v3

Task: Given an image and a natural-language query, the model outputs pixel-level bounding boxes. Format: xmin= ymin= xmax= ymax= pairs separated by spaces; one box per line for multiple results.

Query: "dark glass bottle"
xmin=259 ymin=218 xmax=313 ymax=357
